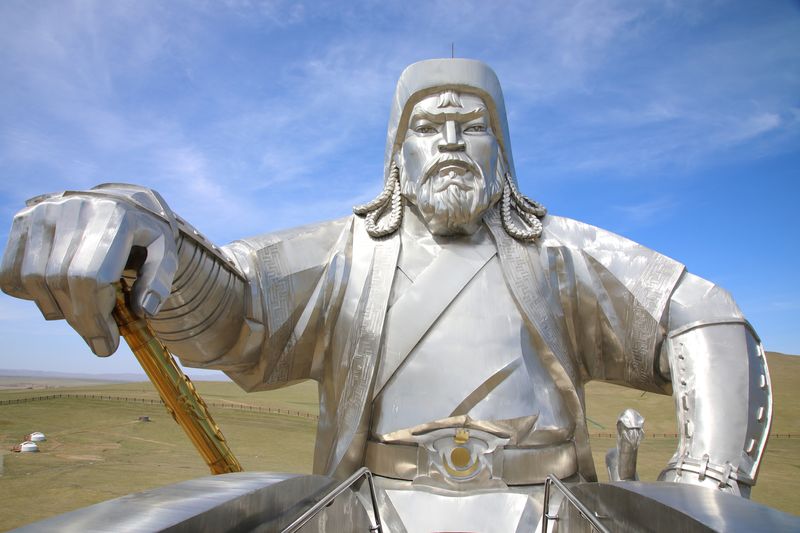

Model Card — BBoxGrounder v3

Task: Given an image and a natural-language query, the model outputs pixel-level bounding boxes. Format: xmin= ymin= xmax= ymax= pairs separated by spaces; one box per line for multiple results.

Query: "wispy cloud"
xmin=0 ymin=0 xmax=798 ymax=371
xmin=613 ymin=197 xmax=677 ymax=225
xmin=712 ymin=112 xmax=782 ymax=146
xmin=216 ymin=0 xmax=308 ymax=26
xmin=500 ymin=2 xmax=800 ymax=179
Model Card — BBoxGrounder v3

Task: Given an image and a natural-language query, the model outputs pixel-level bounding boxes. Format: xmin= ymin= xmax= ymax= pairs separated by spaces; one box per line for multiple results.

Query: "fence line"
xmin=0 ymin=393 xmax=319 ymax=421
xmin=590 ymin=432 xmax=794 ymax=439
xmin=1 ymin=395 xmax=796 ymax=438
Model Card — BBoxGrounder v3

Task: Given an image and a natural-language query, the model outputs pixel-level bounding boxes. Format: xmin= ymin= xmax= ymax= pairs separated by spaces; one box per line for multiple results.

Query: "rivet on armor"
xmin=757 ymin=406 xmax=765 ymax=422
xmin=745 ymin=438 xmax=756 ymax=455
xmin=699 ymin=454 xmax=709 ymax=481
xmin=759 ymin=374 xmax=767 ymax=389
xmin=719 ymin=462 xmax=733 ymax=488
xmin=681 ymin=394 xmax=689 ymax=411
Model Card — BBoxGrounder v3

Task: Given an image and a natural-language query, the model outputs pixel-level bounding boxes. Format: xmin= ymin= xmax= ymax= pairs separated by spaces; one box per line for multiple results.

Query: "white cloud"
xmin=0 ymin=0 xmax=798 ymax=365
xmin=613 ymin=197 xmax=676 ymax=225
xmin=714 ymin=112 xmax=782 ymax=145
xmin=216 ymin=0 xmax=308 ymax=26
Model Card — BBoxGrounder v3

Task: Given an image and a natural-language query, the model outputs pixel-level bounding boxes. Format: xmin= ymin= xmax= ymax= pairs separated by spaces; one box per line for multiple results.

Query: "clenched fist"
xmin=0 ymin=184 xmax=179 ymax=356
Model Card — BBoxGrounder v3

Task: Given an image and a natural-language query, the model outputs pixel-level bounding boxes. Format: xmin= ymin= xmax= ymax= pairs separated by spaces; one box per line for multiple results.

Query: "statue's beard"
xmin=402 ymin=152 xmax=501 ymax=236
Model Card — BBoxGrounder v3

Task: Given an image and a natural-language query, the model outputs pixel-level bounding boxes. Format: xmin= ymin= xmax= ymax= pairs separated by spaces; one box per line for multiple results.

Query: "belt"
xmin=365 ymin=431 xmax=577 ymax=486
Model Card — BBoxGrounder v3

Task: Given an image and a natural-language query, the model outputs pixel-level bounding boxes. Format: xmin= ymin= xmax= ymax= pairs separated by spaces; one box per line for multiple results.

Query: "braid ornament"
xmin=353 ymin=161 xmax=404 ymax=238
xmin=355 ymin=166 xmax=544 ymax=241
xmin=500 ymin=173 xmax=546 ymax=241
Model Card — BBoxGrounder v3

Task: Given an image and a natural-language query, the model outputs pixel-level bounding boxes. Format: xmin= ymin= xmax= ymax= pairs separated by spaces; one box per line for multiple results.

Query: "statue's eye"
xmin=464 ymin=124 xmax=487 ymax=133
xmin=414 ymin=125 xmax=437 ymax=134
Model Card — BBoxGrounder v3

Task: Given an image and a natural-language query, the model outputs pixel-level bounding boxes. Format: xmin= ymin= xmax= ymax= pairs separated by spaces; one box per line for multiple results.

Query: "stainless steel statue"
xmin=606 ymin=409 xmax=645 ymax=483
xmin=0 ymin=59 xmax=774 ymax=531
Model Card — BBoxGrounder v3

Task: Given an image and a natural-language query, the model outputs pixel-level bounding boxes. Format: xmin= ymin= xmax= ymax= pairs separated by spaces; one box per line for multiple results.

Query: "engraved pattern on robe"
xmin=177 ymin=213 xmax=693 ymax=480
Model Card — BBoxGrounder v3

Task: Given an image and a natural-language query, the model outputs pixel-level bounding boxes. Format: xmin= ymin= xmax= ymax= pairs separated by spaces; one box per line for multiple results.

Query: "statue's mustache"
xmin=421 ymin=152 xmax=482 ymax=186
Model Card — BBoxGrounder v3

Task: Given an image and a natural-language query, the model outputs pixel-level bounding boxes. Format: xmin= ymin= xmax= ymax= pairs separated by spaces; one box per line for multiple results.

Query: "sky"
xmin=0 ymin=0 xmax=798 ymax=378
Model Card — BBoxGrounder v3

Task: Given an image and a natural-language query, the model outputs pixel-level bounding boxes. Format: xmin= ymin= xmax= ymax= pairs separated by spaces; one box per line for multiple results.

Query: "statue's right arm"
xmin=0 ymin=183 xmax=248 ymax=363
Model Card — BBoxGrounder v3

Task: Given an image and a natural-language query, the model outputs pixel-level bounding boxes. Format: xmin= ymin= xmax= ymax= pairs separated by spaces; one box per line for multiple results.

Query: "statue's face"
xmin=398 ymin=91 xmax=502 ymax=236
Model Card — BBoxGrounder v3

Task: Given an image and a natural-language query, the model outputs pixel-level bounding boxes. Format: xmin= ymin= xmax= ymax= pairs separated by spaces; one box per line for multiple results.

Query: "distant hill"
xmin=766 ymin=351 xmax=798 ymax=358
xmin=0 ymin=368 xmax=143 ymax=381
xmin=0 ymin=368 xmax=230 ymax=383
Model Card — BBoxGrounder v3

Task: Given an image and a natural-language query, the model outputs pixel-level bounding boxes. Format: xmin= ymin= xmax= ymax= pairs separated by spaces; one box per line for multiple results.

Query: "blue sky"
xmin=0 ymin=0 xmax=798 ymax=377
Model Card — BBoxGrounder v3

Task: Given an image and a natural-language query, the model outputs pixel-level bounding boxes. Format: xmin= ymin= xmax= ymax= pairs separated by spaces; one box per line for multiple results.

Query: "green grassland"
xmin=583 ymin=352 xmax=800 ymax=515
xmin=0 ymin=354 xmax=796 ymax=530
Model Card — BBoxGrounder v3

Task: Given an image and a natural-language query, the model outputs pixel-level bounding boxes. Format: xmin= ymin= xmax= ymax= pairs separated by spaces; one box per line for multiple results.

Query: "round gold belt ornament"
xmin=444 ymin=445 xmax=480 ymax=479
xmin=450 ymin=446 xmax=471 ymax=468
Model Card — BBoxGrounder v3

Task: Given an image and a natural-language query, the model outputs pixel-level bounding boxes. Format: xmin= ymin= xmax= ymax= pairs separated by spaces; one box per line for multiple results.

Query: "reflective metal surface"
xmin=659 ymin=318 xmax=771 ymax=495
xmin=16 ymin=471 xmax=797 ymax=533
xmin=372 ymin=215 xmax=574 ymax=448
xmin=9 ymin=472 xmax=373 ymax=533
xmin=557 ymin=482 xmax=800 ymax=532
xmin=606 ymin=409 xmax=645 ymax=482
xmin=0 ymin=183 xmax=247 ymax=361
xmin=0 ymin=58 xmax=776 ymax=530
xmin=543 ymin=475 xmax=611 ymax=533
xmin=283 ymin=467 xmax=381 ymax=533
xmin=365 ymin=430 xmax=578 ymax=489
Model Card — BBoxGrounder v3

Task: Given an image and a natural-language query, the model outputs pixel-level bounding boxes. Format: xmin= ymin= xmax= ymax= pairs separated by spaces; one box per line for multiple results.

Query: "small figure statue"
xmin=606 ymin=408 xmax=645 ymax=482
xmin=0 ymin=59 xmax=772 ymax=530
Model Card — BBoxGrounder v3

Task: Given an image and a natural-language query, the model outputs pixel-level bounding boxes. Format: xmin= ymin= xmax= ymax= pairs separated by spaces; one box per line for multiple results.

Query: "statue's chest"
xmin=371 ymin=256 xmax=573 ymax=445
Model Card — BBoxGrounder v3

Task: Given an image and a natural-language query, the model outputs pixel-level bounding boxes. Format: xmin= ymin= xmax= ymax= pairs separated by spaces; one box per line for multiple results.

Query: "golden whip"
xmin=112 ymin=281 xmax=243 ymax=474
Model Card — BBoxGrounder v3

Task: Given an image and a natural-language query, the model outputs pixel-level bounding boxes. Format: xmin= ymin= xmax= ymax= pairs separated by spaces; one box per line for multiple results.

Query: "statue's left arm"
xmin=655 ymin=271 xmax=771 ymax=497
xmin=545 ymin=216 xmax=771 ymax=497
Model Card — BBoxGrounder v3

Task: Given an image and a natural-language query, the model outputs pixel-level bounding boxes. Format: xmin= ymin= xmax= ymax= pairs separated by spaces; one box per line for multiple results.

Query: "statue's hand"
xmin=0 ymin=187 xmax=179 ymax=356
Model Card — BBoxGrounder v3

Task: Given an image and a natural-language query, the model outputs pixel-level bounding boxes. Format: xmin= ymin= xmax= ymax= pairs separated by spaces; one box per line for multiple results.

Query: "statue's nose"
xmin=438 ymin=120 xmax=465 ymax=152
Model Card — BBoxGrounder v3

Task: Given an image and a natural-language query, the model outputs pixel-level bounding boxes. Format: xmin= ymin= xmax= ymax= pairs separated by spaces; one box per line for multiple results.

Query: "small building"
xmin=14 ymin=441 xmax=39 ymax=453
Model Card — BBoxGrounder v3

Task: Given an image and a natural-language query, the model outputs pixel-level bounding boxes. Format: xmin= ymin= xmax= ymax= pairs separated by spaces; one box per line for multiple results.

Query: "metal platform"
xmin=11 ymin=471 xmax=800 ymax=532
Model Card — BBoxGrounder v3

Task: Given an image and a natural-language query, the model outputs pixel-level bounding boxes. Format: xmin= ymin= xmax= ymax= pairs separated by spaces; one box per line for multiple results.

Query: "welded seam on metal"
xmin=541 ymin=474 xmax=611 ymax=533
xmin=281 ymin=467 xmax=383 ymax=533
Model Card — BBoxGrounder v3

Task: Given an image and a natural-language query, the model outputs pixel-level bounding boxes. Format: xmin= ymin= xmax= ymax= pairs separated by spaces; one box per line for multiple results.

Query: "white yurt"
xmin=19 ymin=441 xmax=39 ymax=453
xmin=28 ymin=432 xmax=46 ymax=442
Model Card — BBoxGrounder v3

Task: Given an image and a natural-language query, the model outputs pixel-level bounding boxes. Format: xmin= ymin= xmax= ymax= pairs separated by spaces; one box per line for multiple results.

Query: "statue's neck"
xmin=400 ymin=204 xmax=493 ymax=249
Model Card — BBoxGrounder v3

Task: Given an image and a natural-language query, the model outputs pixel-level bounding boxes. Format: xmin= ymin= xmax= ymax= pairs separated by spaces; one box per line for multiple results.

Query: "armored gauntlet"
xmin=0 ymin=183 xmax=254 ymax=365
xmin=659 ymin=313 xmax=771 ymax=496
xmin=87 ymin=184 xmax=256 ymax=366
